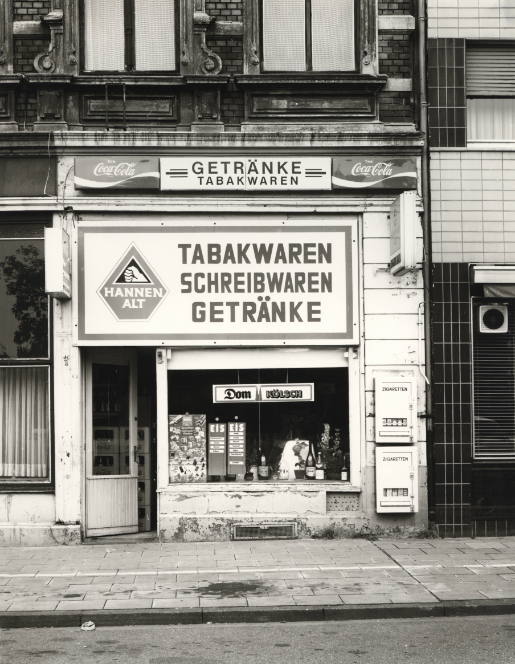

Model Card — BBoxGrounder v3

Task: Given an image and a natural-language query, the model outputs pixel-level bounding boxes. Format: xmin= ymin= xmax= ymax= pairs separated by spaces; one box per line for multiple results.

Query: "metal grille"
xmin=472 ymin=519 xmax=515 ymax=537
xmin=467 ymin=47 xmax=515 ymax=96
xmin=473 ymin=301 xmax=515 ymax=459
xmin=134 ymin=0 xmax=176 ymax=71
xmin=84 ymin=0 xmax=125 ymax=71
xmin=232 ymin=523 xmax=297 ymax=540
xmin=262 ymin=0 xmax=306 ymax=71
xmin=311 ymin=0 xmax=354 ymax=71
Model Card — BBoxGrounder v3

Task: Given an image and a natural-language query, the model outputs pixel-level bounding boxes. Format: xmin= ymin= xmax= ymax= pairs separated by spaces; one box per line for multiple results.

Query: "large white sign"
xmin=161 ymin=157 xmax=332 ymax=191
xmin=77 ymin=221 xmax=357 ymax=345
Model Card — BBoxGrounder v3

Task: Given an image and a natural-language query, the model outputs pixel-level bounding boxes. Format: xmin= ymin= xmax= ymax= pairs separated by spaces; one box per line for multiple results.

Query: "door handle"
xmin=133 ymin=445 xmax=138 ymax=463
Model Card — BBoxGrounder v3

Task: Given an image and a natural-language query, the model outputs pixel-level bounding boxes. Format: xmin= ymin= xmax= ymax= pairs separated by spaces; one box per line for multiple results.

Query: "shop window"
xmin=83 ymin=0 xmax=177 ymax=72
xmin=261 ymin=0 xmax=355 ymax=72
xmin=0 ymin=223 xmax=51 ymax=483
xmin=466 ymin=45 xmax=515 ymax=142
xmin=168 ymin=367 xmax=349 ymax=482
xmin=473 ymin=299 xmax=515 ymax=460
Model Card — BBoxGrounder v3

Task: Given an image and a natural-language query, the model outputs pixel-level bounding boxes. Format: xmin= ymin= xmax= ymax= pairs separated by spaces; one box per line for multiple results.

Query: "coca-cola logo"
xmin=93 ymin=161 xmax=137 ymax=178
xmin=351 ymin=161 xmax=394 ymax=178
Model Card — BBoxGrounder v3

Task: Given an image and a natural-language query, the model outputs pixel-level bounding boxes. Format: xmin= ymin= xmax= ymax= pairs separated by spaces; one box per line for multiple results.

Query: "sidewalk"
xmin=2 ymin=536 xmax=515 ymax=627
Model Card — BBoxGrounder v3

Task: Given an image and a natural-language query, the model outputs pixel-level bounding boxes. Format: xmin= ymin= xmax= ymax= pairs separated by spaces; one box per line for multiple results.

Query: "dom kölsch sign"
xmin=76 ymin=219 xmax=358 ymax=345
xmin=213 ymin=383 xmax=314 ymax=403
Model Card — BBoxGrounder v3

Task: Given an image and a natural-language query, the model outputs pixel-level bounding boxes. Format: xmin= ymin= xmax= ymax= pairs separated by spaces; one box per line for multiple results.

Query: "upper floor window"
xmin=466 ymin=45 xmax=515 ymax=143
xmin=83 ymin=0 xmax=177 ymax=72
xmin=261 ymin=0 xmax=356 ymax=72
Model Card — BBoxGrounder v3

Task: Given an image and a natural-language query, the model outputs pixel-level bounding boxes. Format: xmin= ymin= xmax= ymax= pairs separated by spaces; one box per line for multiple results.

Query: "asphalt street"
xmin=2 ymin=614 xmax=515 ymax=664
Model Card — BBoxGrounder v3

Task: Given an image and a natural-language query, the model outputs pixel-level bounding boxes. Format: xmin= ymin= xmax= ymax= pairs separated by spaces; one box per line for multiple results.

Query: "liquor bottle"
xmin=315 ymin=452 xmax=325 ymax=480
xmin=341 ymin=454 xmax=349 ymax=482
xmin=305 ymin=442 xmax=316 ymax=479
xmin=258 ymin=452 xmax=269 ymax=480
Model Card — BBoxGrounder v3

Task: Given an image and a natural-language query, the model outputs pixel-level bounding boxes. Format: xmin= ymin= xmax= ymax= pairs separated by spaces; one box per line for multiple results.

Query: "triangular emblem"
xmin=98 ymin=245 xmax=167 ymax=321
xmin=114 ymin=258 xmax=152 ymax=284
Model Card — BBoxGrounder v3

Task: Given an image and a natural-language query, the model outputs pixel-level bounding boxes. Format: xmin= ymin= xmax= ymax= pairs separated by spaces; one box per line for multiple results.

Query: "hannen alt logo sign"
xmin=98 ymin=245 xmax=167 ymax=320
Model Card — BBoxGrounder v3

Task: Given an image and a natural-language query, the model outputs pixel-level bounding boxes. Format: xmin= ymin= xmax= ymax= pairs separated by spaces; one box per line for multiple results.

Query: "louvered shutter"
xmin=84 ymin=0 xmax=125 ymax=71
xmin=134 ymin=0 xmax=176 ymax=71
xmin=467 ymin=47 xmax=515 ymax=96
xmin=311 ymin=0 xmax=355 ymax=71
xmin=473 ymin=302 xmax=515 ymax=459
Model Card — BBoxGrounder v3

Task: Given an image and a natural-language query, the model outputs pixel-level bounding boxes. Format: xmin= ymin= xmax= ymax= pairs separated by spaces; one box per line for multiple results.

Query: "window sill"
xmin=467 ymin=141 xmax=515 ymax=151
xmin=235 ymin=73 xmax=387 ymax=91
xmin=160 ymin=481 xmax=360 ymax=493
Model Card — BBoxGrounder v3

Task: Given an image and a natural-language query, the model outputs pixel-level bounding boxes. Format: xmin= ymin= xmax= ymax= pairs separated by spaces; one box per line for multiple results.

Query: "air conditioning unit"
xmin=479 ymin=305 xmax=508 ymax=333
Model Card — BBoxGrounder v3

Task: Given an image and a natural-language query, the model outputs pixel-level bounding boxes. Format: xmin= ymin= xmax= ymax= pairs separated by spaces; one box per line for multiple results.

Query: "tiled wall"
xmin=431 ymin=263 xmax=472 ymax=537
xmin=431 ymin=151 xmax=515 ymax=262
xmin=427 ymin=38 xmax=465 ymax=148
xmin=428 ymin=0 xmax=515 ymax=38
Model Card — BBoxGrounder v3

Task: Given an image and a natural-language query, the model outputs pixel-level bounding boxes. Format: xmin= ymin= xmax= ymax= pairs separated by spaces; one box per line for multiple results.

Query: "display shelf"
xmin=159 ymin=481 xmax=360 ymax=493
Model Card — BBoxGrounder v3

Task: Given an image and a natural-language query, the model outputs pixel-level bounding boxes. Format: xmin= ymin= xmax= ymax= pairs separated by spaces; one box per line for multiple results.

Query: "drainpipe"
xmin=417 ymin=0 xmax=434 ymax=526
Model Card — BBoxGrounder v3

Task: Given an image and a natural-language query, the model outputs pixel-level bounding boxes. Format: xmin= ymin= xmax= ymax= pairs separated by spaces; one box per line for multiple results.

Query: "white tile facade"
xmin=428 ymin=0 xmax=515 ymax=38
xmin=431 ymin=151 xmax=515 ymax=262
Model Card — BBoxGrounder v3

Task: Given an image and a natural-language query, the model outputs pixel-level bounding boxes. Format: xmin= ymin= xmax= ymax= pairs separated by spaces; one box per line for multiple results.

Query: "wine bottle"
xmin=315 ymin=452 xmax=325 ymax=480
xmin=305 ymin=442 xmax=316 ymax=479
xmin=258 ymin=452 xmax=269 ymax=480
xmin=341 ymin=454 xmax=349 ymax=482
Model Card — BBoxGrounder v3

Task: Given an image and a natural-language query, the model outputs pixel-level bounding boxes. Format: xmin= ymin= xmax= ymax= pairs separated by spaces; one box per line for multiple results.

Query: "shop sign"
xmin=212 ymin=383 xmax=314 ymax=403
xmin=260 ymin=383 xmax=314 ymax=402
xmin=77 ymin=222 xmax=357 ymax=344
xmin=44 ymin=227 xmax=71 ymax=299
xmin=213 ymin=385 xmax=259 ymax=403
xmin=332 ymin=156 xmax=417 ymax=190
xmin=160 ymin=157 xmax=332 ymax=191
xmin=98 ymin=245 xmax=168 ymax=320
xmin=74 ymin=157 xmax=160 ymax=189
xmin=389 ymin=190 xmax=418 ymax=275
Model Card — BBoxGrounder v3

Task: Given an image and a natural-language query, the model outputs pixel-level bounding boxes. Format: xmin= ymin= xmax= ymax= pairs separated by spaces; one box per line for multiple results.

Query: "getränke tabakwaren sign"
xmin=77 ymin=220 xmax=358 ymax=345
xmin=161 ymin=157 xmax=331 ymax=191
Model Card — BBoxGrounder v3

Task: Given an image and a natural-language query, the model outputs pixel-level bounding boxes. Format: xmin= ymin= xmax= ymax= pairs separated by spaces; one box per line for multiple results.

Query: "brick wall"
xmin=14 ymin=89 xmax=38 ymax=128
xmin=13 ymin=38 xmax=47 ymax=73
xmin=378 ymin=0 xmax=413 ymax=14
xmin=206 ymin=36 xmax=243 ymax=75
xmin=379 ymin=33 xmax=412 ymax=78
xmin=221 ymin=91 xmax=244 ymax=125
xmin=13 ymin=0 xmax=51 ymax=21
xmin=206 ymin=0 xmax=242 ymax=20
xmin=379 ymin=92 xmax=413 ymax=123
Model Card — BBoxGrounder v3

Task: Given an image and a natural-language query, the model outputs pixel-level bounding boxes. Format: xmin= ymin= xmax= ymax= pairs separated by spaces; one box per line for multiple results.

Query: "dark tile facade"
xmin=431 ymin=263 xmax=473 ymax=536
xmin=427 ymin=38 xmax=466 ymax=148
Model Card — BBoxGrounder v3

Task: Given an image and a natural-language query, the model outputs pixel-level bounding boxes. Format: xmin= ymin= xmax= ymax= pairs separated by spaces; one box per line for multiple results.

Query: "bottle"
xmin=315 ymin=452 xmax=325 ymax=480
xmin=305 ymin=442 xmax=316 ymax=479
xmin=258 ymin=452 xmax=269 ymax=480
xmin=341 ymin=454 xmax=349 ymax=482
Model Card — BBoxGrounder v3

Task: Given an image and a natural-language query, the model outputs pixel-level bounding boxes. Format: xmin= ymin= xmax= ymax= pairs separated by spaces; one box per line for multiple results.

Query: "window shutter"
xmin=134 ymin=0 xmax=176 ymax=71
xmin=467 ymin=48 xmax=515 ymax=96
xmin=262 ymin=0 xmax=306 ymax=71
xmin=311 ymin=0 xmax=354 ymax=71
xmin=473 ymin=303 xmax=515 ymax=459
xmin=84 ymin=0 xmax=125 ymax=71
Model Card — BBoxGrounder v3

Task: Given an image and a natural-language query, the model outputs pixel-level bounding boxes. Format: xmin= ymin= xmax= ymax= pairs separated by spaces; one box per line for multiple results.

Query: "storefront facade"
xmin=0 ymin=0 xmax=427 ymax=543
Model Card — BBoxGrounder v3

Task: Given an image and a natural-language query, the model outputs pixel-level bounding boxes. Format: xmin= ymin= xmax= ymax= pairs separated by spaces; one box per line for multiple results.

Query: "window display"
xmin=167 ymin=367 xmax=349 ymax=482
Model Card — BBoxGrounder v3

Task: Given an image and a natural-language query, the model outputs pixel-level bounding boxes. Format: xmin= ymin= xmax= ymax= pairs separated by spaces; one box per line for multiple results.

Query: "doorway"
xmin=85 ymin=348 xmax=157 ymax=537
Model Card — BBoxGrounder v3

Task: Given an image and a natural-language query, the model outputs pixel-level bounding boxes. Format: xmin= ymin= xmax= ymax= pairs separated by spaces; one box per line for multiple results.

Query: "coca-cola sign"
xmin=332 ymin=156 xmax=417 ymax=190
xmin=74 ymin=157 xmax=159 ymax=190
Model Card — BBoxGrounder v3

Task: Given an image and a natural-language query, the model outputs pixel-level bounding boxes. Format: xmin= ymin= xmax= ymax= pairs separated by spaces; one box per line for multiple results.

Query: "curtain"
xmin=262 ymin=0 xmax=306 ymax=71
xmin=0 ymin=367 xmax=49 ymax=478
xmin=468 ymin=98 xmax=515 ymax=142
xmin=84 ymin=0 xmax=125 ymax=71
xmin=134 ymin=0 xmax=176 ymax=71
xmin=311 ymin=0 xmax=355 ymax=71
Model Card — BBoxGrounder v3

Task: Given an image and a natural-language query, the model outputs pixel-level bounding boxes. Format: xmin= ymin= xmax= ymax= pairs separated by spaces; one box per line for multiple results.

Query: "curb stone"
xmin=2 ymin=599 xmax=515 ymax=629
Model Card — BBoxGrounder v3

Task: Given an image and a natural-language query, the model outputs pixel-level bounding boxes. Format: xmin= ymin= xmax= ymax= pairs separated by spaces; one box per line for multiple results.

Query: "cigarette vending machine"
xmin=376 ymin=447 xmax=418 ymax=513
